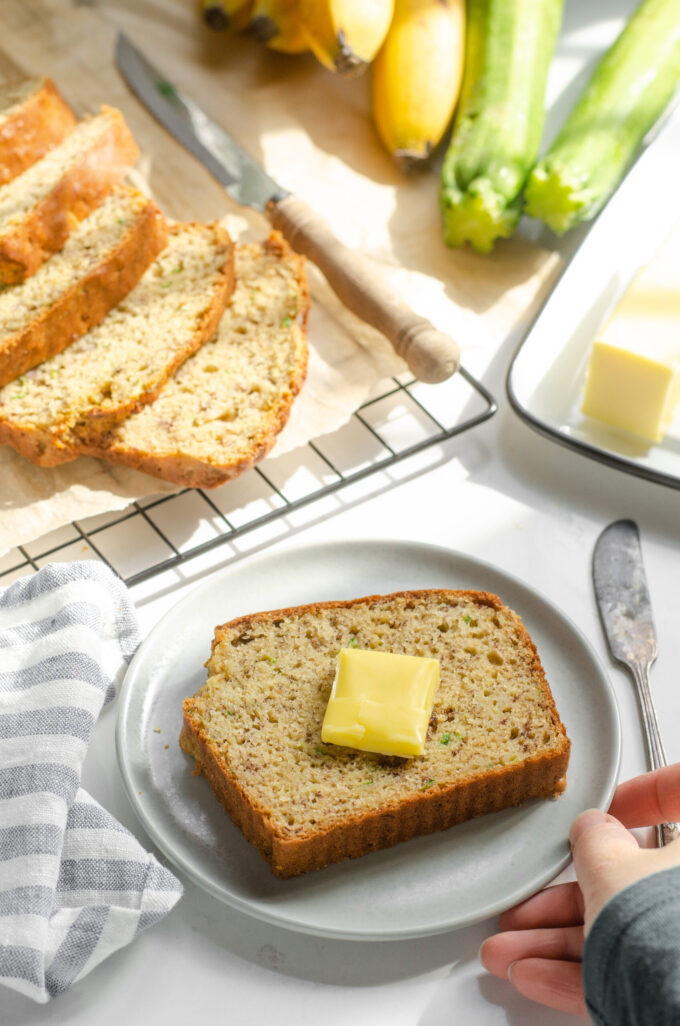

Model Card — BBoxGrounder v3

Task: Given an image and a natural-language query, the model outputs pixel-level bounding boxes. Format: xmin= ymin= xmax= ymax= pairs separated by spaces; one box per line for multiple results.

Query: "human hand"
xmin=480 ymin=763 xmax=680 ymax=1016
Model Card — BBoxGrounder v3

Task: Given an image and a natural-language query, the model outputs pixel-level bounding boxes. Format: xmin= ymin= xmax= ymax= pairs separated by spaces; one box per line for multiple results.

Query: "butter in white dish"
xmin=581 ymin=223 xmax=680 ymax=444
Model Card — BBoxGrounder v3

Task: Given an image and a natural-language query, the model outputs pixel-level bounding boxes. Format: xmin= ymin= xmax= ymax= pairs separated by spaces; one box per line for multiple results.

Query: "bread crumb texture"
xmin=0 ymin=186 xmax=157 ymax=339
xmin=98 ymin=232 xmax=309 ymax=487
xmin=0 ymin=222 xmax=232 ymax=463
xmin=0 ymin=79 xmax=44 ymax=126
xmin=0 ymin=184 xmax=167 ymax=386
xmin=0 ymin=107 xmax=122 ymax=233
xmin=181 ymin=589 xmax=571 ymax=876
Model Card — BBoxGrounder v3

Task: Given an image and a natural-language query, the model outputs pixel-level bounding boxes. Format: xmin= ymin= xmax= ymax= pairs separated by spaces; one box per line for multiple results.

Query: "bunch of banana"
xmin=200 ymin=0 xmax=394 ymax=71
xmin=372 ymin=0 xmax=465 ymax=170
xmin=249 ymin=0 xmax=308 ymax=52
xmin=200 ymin=0 xmax=466 ymax=172
xmin=201 ymin=0 xmax=254 ymax=31
xmin=298 ymin=0 xmax=394 ymax=74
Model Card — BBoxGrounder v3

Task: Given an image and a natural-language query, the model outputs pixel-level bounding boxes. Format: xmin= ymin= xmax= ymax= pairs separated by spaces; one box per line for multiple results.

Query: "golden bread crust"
xmin=0 ymin=223 xmax=235 ymax=466
xmin=73 ymin=224 xmax=235 ymax=452
xmin=0 ymin=194 xmax=168 ymax=388
xmin=181 ymin=589 xmax=571 ymax=878
xmin=89 ymin=232 xmax=309 ymax=488
xmin=0 ymin=106 xmax=139 ymax=284
xmin=0 ymin=78 xmax=77 ymax=186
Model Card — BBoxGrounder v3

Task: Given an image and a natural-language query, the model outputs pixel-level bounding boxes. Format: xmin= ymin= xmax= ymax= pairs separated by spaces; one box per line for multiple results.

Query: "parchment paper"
xmin=0 ymin=0 xmax=562 ymax=556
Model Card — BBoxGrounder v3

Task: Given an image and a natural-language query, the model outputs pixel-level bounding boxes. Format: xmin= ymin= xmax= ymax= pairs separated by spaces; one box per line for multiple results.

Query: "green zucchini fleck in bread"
xmin=180 ymin=589 xmax=571 ymax=878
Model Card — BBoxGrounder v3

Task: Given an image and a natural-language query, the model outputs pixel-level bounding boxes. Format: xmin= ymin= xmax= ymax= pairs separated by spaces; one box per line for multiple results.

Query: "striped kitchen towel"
xmin=0 ymin=561 xmax=182 ymax=1003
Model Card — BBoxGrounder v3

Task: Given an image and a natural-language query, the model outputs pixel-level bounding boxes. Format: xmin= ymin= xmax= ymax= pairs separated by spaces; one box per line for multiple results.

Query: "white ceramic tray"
xmin=508 ymin=106 xmax=680 ymax=489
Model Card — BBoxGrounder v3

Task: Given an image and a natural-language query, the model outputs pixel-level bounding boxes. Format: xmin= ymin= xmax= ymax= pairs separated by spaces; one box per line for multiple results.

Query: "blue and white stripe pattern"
xmin=0 ymin=562 xmax=182 ymax=1003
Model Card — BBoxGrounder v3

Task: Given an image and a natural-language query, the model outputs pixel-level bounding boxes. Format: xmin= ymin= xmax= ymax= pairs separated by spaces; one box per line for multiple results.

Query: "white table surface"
xmin=4 ymin=1 xmax=680 ymax=1020
xmin=4 ymin=329 xmax=680 ymax=1025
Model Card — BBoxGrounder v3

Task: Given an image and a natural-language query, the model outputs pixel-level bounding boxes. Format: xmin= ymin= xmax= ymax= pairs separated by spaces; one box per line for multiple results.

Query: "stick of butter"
xmin=321 ymin=648 xmax=440 ymax=758
xmin=581 ymin=231 xmax=680 ymax=444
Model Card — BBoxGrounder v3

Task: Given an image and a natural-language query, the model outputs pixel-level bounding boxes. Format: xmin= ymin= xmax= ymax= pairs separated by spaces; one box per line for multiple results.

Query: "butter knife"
xmin=593 ymin=519 xmax=679 ymax=847
xmin=115 ymin=32 xmax=460 ymax=384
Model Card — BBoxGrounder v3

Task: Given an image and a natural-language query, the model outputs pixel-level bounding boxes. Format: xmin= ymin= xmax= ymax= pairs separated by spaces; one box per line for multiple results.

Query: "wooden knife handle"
xmin=267 ymin=195 xmax=461 ymax=383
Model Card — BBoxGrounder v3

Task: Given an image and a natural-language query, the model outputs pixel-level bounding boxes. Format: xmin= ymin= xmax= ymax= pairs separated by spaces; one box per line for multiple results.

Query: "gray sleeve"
xmin=583 ymin=864 xmax=680 ymax=1026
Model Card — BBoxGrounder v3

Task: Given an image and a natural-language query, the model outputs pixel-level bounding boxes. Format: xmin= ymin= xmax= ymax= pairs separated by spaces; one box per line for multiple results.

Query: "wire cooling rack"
xmin=0 ymin=366 xmax=495 ymax=587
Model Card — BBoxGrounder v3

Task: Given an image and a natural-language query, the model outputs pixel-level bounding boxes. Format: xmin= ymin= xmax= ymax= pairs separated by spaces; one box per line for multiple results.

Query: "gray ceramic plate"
xmin=116 ymin=539 xmax=621 ymax=940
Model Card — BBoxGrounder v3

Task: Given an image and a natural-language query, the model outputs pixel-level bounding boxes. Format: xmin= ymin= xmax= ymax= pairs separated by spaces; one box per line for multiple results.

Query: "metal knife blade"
xmin=114 ymin=32 xmax=462 ymax=384
xmin=593 ymin=519 xmax=678 ymax=847
xmin=115 ymin=33 xmax=287 ymax=211
xmin=593 ymin=519 xmax=657 ymax=669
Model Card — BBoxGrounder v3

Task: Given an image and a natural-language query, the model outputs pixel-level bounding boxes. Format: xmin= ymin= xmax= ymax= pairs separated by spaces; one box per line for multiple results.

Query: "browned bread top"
xmin=0 ymin=105 xmax=139 ymax=284
xmin=0 ymin=77 xmax=76 ymax=186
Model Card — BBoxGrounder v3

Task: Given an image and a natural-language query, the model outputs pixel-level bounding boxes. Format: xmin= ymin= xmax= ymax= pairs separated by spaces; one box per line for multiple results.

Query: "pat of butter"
xmin=581 ymin=239 xmax=680 ymax=443
xmin=321 ymin=648 xmax=440 ymax=758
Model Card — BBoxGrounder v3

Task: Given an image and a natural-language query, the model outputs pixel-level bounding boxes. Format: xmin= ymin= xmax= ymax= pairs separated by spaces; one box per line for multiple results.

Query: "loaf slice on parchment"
xmin=86 ymin=232 xmax=309 ymax=488
xmin=180 ymin=589 xmax=571 ymax=878
xmin=0 ymin=223 xmax=234 ymax=465
xmin=0 ymin=105 xmax=138 ymax=284
xmin=0 ymin=185 xmax=167 ymax=388
xmin=0 ymin=77 xmax=76 ymax=186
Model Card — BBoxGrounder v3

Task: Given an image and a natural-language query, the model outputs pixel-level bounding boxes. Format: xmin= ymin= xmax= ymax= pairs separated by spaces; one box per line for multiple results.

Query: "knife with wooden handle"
xmin=593 ymin=519 xmax=679 ymax=848
xmin=115 ymin=33 xmax=460 ymax=384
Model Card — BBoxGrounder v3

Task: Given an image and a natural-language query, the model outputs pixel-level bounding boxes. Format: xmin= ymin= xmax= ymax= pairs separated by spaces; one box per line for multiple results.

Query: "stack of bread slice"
xmin=0 ymin=76 xmax=309 ymax=488
xmin=85 ymin=235 xmax=308 ymax=488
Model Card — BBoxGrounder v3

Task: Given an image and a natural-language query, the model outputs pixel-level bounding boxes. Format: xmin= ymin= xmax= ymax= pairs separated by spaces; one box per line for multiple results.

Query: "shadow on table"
xmin=179 ymin=877 xmax=490 ymax=986
xmin=475 ymin=974 xmax=585 ymax=1026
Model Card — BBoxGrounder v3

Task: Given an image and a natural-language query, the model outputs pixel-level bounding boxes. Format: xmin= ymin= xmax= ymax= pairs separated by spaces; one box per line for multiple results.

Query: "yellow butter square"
xmin=582 ymin=331 xmax=680 ymax=443
xmin=581 ymin=245 xmax=680 ymax=444
xmin=321 ymin=648 xmax=440 ymax=757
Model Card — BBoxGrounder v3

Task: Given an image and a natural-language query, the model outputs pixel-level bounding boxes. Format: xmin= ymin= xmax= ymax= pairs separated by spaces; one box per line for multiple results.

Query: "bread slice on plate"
xmin=0 ymin=105 xmax=138 ymax=284
xmin=88 ymin=232 xmax=309 ymax=488
xmin=0 ymin=223 xmax=234 ymax=466
xmin=0 ymin=77 xmax=76 ymax=186
xmin=180 ymin=589 xmax=571 ymax=878
xmin=0 ymin=185 xmax=167 ymax=388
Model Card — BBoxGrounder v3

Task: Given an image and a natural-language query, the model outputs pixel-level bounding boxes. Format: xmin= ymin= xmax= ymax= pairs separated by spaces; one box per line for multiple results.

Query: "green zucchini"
xmin=525 ymin=0 xmax=680 ymax=235
xmin=439 ymin=0 xmax=563 ymax=253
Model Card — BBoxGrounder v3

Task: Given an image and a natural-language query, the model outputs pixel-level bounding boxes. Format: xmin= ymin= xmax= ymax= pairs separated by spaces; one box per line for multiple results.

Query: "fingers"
xmin=480 ymin=925 xmax=584 ymax=980
xmin=569 ymin=808 xmax=637 ymax=849
xmin=498 ymin=881 xmax=584 ymax=931
xmin=508 ymin=958 xmax=588 ymax=1016
xmin=569 ymin=809 xmax=641 ymax=933
xmin=478 ymin=774 xmax=680 ymax=1018
xmin=481 ymin=931 xmax=588 ymax=1017
xmin=609 ymin=764 xmax=680 ymax=828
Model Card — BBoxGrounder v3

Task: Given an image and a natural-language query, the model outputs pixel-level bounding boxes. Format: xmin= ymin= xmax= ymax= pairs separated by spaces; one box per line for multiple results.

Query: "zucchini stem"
xmin=525 ymin=0 xmax=680 ymax=235
xmin=439 ymin=0 xmax=563 ymax=253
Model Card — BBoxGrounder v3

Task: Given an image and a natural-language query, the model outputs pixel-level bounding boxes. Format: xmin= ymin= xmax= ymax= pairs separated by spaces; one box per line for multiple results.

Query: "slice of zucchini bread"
xmin=88 ymin=232 xmax=309 ymax=487
xmin=180 ymin=589 xmax=571 ymax=878
xmin=0 ymin=185 xmax=167 ymax=387
xmin=0 ymin=105 xmax=138 ymax=284
xmin=0 ymin=223 xmax=234 ymax=465
xmin=0 ymin=77 xmax=76 ymax=185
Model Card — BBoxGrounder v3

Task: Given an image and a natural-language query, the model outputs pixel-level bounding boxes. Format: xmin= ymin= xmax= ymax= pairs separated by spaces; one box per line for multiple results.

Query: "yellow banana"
xmin=298 ymin=0 xmax=394 ymax=74
xmin=200 ymin=0 xmax=254 ymax=31
xmin=372 ymin=0 xmax=465 ymax=170
xmin=249 ymin=0 xmax=308 ymax=52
